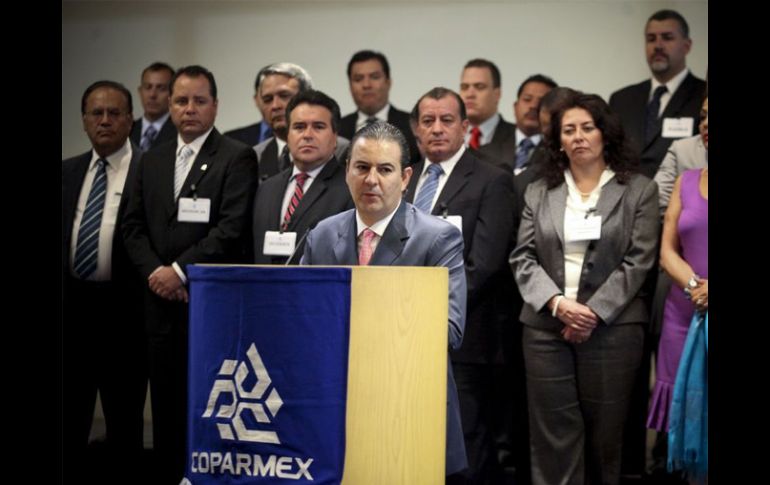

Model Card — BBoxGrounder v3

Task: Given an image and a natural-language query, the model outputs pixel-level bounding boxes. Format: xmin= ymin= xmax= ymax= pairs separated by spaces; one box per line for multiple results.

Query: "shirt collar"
xmin=355 ymin=200 xmax=401 ymax=237
xmin=176 ymin=127 xmax=214 ymax=157
xmin=356 ymin=104 xmax=391 ymax=128
xmin=143 ymin=112 xmax=170 ymax=134
xmin=650 ymin=67 xmax=689 ymax=100
xmin=423 ymin=144 xmax=465 ymax=176
xmin=515 ymin=127 xmax=542 ymax=147
xmin=91 ymin=138 xmax=131 ymax=170
xmin=290 ymin=159 xmax=327 ymax=180
xmin=466 ymin=113 xmax=500 ymax=143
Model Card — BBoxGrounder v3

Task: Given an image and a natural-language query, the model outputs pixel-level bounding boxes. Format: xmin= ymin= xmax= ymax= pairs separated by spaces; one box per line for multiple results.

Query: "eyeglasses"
xmin=85 ymin=109 xmax=128 ymax=120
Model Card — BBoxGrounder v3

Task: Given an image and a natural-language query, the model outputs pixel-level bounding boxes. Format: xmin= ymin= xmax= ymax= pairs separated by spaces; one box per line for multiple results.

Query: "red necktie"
xmin=281 ymin=172 xmax=309 ymax=231
xmin=358 ymin=228 xmax=376 ymax=266
xmin=469 ymin=126 xmax=482 ymax=149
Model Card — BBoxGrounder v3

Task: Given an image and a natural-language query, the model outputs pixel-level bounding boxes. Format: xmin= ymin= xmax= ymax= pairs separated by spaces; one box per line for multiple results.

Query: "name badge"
xmin=178 ymin=197 xmax=211 ymax=223
xmin=565 ymin=215 xmax=602 ymax=242
xmin=263 ymin=231 xmax=297 ymax=256
xmin=662 ymin=117 xmax=694 ymax=139
xmin=440 ymin=215 xmax=463 ymax=235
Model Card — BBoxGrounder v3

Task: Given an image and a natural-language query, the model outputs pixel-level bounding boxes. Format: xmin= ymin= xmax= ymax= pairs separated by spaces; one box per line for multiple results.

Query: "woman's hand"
xmin=690 ymin=277 xmax=708 ymax=312
xmin=562 ymin=326 xmax=593 ymax=344
xmin=551 ymin=296 xmax=599 ymax=332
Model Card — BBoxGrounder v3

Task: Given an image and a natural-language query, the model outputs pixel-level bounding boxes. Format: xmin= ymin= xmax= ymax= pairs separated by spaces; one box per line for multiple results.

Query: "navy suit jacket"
xmin=339 ymin=105 xmax=421 ymax=165
xmin=609 ymin=72 xmax=706 ymax=178
xmin=129 ymin=116 xmax=177 ymax=150
xmin=406 ymin=150 xmax=515 ymax=364
xmin=300 ymin=201 xmax=468 ymax=474
xmin=252 ymin=156 xmax=354 ymax=264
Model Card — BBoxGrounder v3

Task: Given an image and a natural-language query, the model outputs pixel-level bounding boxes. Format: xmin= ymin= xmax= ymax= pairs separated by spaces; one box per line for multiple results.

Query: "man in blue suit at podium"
xmin=301 ymin=121 xmax=469 ymax=477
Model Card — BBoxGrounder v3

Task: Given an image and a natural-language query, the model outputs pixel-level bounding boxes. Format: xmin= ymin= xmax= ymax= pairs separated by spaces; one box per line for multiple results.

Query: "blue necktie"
xmin=645 ymin=85 xmax=668 ymax=145
xmin=140 ymin=125 xmax=157 ymax=152
xmin=515 ymin=137 xmax=534 ymax=170
xmin=414 ymin=163 xmax=444 ymax=213
xmin=73 ymin=158 xmax=108 ymax=279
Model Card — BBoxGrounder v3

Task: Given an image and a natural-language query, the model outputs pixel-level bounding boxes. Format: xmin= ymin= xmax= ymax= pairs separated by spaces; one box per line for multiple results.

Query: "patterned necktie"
xmin=645 ymin=85 xmax=668 ymax=145
xmin=515 ymin=137 xmax=534 ymax=170
xmin=358 ymin=228 xmax=376 ymax=266
xmin=281 ymin=172 xmax=310 ymax=231
xmin=174 ymin=145 xmax=194 ymax=200
xmin=140 ymin=125 xmax=157 ymax=152
xmin=280 ymin=145 xmax=291 ymax=171
xmin=73 ymin=158 xmax=108 ymax=279
xmin=414 ymin=163 xmax=444 ymax=213
xmin=469 ymin=126 xmax=482 ymax=149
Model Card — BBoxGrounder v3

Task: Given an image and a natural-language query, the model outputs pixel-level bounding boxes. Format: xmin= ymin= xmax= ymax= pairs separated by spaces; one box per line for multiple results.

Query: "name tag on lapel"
xmin=662 ymin=117 xmax=694 ymax=138
xmin=263 ymin=231 xmax=297 ymax=256
xmin=565 ymin=216 xmax=601 ymax=242
xmin=178 ymin=197 xmax=211 ymax=223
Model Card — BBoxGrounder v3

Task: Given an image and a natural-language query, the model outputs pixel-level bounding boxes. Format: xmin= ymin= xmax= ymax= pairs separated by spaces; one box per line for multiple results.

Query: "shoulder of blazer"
xmin=339 ymin=112 xmax=357 ymax=139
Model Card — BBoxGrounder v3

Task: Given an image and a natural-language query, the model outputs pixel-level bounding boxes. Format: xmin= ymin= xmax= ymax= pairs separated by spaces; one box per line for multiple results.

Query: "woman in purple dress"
xmin=647 ymin=97 xmax=708 ymax=437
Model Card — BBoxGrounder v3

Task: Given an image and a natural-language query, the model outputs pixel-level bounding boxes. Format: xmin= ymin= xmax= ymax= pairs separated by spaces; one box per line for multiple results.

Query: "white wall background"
xmin=62 ymin=0 xmax=708 ymax=159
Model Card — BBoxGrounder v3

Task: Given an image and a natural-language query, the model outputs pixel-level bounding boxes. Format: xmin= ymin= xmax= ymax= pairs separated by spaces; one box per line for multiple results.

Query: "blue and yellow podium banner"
xmin=185 ymin=266 xmax=351 ymax=484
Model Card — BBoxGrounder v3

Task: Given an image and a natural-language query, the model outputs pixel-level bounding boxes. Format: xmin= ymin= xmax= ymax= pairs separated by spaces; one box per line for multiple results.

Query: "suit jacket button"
xmin=588 ymin=242 xmax=595 ymax=251
xmin=586 ymin=262 xmax=594 ymax=270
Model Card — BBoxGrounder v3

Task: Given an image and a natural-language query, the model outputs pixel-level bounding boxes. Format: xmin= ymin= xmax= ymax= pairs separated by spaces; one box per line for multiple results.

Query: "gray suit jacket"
xmin=653 ymin=134 xmax=707 ymax=216
xmin=510 ymin=173 xmax=660 ymax=330
xmin=300 ymin=201 xmax=468 ymax=474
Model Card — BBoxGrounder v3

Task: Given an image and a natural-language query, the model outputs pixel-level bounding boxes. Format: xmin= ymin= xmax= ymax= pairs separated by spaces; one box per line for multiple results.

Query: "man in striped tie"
xmin=252 ymin=89 xmax=354 ymax=264
xmin=62 ymin=80 xmax=146 ymax=481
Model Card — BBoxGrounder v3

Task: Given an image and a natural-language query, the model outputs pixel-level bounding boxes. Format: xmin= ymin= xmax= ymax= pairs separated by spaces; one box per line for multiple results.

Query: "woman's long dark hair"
xmin=544 ymin=93 xmax=639 ymax=188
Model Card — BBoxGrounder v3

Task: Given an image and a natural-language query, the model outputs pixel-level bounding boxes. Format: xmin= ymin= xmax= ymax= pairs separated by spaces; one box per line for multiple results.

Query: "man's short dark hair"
xmin=347 ymin=50 xmax=391 ymax=80
xmin=463 ymin=58 xmax=501 ymax=88
xmin=647 ymin=9 xmax=690 ymax=38
xmin=517 ymin=74 xmax=558 ymax=98
xmin=254 ymin=62 xmax=313 ymax=93
xmin=539 ymin=86 xmax=577 ymax=116
xmin=171 ymin=65 xmax=218 ymax=99
xmin=348 ymin=122 xmax=410 ymax=171
xmin=81 ymin=80 xmax=133 ymax=115
xmin=410 ymin=87 xmax=467 ymax=123
xmin=141 ymin=62 xmax=175 ymax=81
xmin=285 ymin=90 xmax=341 ymax=133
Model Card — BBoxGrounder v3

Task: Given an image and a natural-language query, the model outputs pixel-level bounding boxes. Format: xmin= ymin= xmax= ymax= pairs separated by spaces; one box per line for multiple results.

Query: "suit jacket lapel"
xmin=180 ymin=129 xmax=220 ymax=199
xmin=117 ymin=141 xmax=142 ymax=222
xmin=370 ymin=202 xmax=408 ymax=265
xmin=547 ymin=183 xmax=567 ymax=247
xmin=333 ymin=211 xmax=359 ymax=265
xmin=594 ymin=177 xmax=626 ymax=223
xmin=661 ymin=73 xmax=697 ymax=119
xmin=288 ymin=158 xmax=338 ymax=229
xmin=404 ymin=161 xmax=423 ymax=203
xmin=433 ymin=152 xmax=472 ymax=214
xmin=162 ymin=141 xmax=180 ymax=221
xmin=63 ymin=152 xmax=92 ymax=239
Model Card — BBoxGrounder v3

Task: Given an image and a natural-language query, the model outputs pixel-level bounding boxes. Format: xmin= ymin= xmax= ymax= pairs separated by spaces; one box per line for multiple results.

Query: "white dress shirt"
xmin=650 ymin=68 xmax=690 ymax=116
xmin=414 ymin=146 xmax=466 ymax=213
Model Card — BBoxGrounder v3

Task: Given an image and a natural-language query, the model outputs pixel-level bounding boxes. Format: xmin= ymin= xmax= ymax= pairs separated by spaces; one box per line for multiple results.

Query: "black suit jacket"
xmin=62 ymin=142 xmax=143 ymax=285
xmin=252 ymin=156 xmax=354 ymax=264
xmin=122 ymin=128 xmax=259 ymax=284
xmin=609 ymin=72 xmax=706 ymax=178
xmin=471 ymin=117 xmax=517 ymax=169
xmin=129 ymin=116 xmax=177 ymax=150
xmin=406 ymin=150 xmax=515 ymax=364
xmin=224 ymin=120 xmax=271 ymax=147
xmin=339 ymin=105 xmax=421 ymax=165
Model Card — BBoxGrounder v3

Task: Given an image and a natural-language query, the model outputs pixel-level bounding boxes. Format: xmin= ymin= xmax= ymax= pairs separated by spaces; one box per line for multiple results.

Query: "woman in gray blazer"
xmin=510 ymin=93 xmax=659 ymax=485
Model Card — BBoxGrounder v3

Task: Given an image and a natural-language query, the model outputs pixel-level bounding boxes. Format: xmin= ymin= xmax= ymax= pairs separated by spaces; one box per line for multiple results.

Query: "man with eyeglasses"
xmin=62 ymin=80 xmax=146 ymax=482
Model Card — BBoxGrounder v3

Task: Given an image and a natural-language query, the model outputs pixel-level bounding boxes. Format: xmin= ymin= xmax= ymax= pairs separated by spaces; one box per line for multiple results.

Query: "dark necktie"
xmin=281 ymin=172 xmax=310 ymax=231
xmin=73 ymin=158 xmax=108 ymax=279
xmin=280 ymin=145 xmax=291 ymax=171
xmin=515 ymin=137 xmax=534 ymax=170
xmin=469 ymin=127 xmax=482 ymax=149
xmin=414 ymin=163 xmax=444 ymax=213
xmin=645 ymin=85 xmax=668 ymax=145
xmin=140 ymin=125 xmax=157 ymax=152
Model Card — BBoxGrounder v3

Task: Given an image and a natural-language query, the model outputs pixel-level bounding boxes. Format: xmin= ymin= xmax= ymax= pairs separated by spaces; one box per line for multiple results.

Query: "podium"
xmin=185 ymin=265 xmax=448 ymax=485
